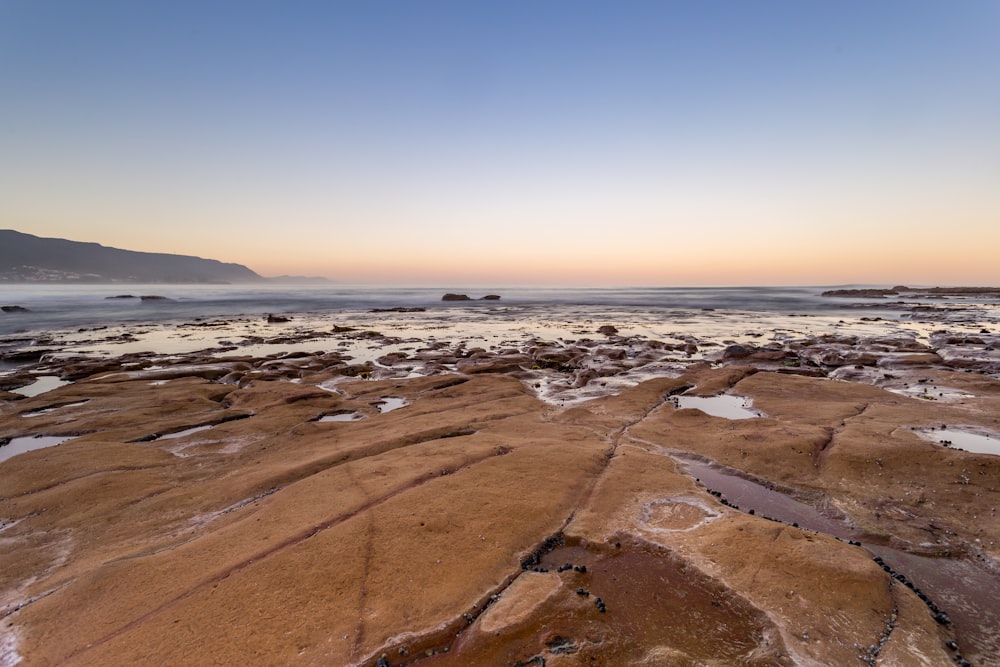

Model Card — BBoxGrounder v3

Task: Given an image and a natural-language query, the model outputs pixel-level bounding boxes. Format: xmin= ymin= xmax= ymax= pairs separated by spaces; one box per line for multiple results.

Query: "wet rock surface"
xmin=1 ymin=297 xmax=999 ymax=666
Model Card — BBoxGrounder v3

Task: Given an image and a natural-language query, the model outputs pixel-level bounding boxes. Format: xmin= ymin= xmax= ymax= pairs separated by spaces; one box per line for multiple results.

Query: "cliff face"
xmin=0 ymin=229 xmax=263 ymax=283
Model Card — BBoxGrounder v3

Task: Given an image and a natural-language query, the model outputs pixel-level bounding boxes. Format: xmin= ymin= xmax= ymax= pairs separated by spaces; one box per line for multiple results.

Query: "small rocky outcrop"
xmin=822 ymin=288 xmax=899 ymax=298
xmin=442 ymin=294 xmax=502 ymax=301
xmin=369 ymin=307 xmax=427 ymax=313
xmin=1 ymin=305 xmax=30 ymax=312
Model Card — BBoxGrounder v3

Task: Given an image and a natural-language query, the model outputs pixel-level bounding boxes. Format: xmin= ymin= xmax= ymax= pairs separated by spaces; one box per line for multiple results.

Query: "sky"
xmin=1 ymin=1 xmax=998 ymax=286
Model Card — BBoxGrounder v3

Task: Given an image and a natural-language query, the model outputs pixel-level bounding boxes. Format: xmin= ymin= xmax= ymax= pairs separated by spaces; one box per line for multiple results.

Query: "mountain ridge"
xmin=0 ymin=229 xmax=265 ymax=283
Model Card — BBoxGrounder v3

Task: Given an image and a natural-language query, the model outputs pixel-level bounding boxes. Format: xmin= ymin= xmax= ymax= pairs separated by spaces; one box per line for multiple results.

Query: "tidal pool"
xmin=10 ymin=375 xmax=70 ymax=398
xmin=319 ymin=412 xmax=364 ymax=422
xmin=375 ymin=397 xmax=408 ymax=413
xmin=675 ymin=454 xmax=998 ymax=662
xmin=159 ymin=425 xmax=215 ymax=440
xmin=1 ymin=435 xmax=75 ymax=464
xmin=21 ymin=400 xmax=88 ymax=417
xmin=670 ymin=393 xmax=763 ymax=419
xmin=922 ymin=428 xmax=1000 ymax=456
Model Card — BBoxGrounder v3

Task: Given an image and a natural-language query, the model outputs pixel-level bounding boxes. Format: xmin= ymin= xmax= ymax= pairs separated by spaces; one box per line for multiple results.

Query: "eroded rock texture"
xmin=2 ymin=356 xmax=998 ymax=666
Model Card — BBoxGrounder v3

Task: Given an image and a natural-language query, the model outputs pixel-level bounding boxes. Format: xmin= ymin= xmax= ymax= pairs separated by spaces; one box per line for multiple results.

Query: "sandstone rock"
xmin=0 ymin=332 xmax=995 ymax=666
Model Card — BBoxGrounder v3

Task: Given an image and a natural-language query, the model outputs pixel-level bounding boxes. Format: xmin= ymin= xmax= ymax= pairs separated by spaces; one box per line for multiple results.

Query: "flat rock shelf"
xmin=1 ymin=296 xmax=999 ymax=667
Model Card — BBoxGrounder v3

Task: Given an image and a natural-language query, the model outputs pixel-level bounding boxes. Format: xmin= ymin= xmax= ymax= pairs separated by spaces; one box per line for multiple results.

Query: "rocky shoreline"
xmin=1 ymin=300 xmax=999 ymax=666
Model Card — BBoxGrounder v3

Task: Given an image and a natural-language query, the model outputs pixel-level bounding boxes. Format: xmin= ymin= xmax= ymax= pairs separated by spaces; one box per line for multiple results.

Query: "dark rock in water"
xmin=0 ymin=348 xmax=56 ymax=363
xmin=140 ymin=295 xmax=171 ymax=301
xmin=442 ymin=293 xmax=471 ymax=301
xmin=266 ymin=314 xmax=291 ymax=323
xmin=821 ymin=288 xmax=899 ymax=298
xmin=481 ymin=295 xmax=501 ymax=300
xmin=105 ymin=295 xmax=137 ymax=299
xmin=369 ymin=307 xmax=427 ymax=313
xmin=377 ymin=352 xmax=410 ymax=366
xmin=456 ymin=357 xmax=527 ymax=374
xmin=597 ymin=325 xmax=619 ymax=336
xmin=723 ymin=344 xmax=756 ymax=359
xmin=1 ymin=305 xmax=30 ymax=312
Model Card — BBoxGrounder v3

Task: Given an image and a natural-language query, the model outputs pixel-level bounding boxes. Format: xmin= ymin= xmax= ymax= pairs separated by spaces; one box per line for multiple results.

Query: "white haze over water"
xmin=0 ymin=283 xmax=958 ymax=338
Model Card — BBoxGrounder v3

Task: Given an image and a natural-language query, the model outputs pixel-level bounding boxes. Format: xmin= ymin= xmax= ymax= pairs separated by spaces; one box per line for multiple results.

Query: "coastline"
xmin=1 ymin=289 xmax=999 ymax=665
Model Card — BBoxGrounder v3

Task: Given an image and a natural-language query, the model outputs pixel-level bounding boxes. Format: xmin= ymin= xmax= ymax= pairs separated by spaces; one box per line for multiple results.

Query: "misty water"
xmin=0 ymin=284 xmax=912 ymax=338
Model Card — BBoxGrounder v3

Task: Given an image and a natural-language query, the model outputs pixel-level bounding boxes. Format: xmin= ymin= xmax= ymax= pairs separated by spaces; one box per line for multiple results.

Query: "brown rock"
xmin=1 ymin=344 xmax=995 ymax=666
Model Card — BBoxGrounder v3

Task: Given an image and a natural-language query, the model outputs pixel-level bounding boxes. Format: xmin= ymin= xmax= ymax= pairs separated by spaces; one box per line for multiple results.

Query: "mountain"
xmin=0 ymin=230 xmax=264 ymax=283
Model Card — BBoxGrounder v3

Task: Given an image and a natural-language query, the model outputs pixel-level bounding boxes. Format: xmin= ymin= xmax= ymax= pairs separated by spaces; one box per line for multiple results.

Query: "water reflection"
xmin=1 ymin=434 xmax=75 ymax=464
xmin=921 ymin=428 xmax=1000 ymax=456
xmin=10 ymin=375 xmax=70 ymax=398
xmin=670 ymin=394 xmax=763 ymax=420
xmin=673 ymin=453 xmax=998 ymax=661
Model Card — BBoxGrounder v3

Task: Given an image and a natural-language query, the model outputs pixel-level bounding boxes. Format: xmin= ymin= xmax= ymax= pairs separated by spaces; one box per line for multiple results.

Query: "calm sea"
xmin=0 ymin=284 xmax=870 ymax=337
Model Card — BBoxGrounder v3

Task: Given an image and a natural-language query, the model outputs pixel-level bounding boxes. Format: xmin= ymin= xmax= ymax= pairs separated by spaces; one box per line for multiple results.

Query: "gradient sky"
xmin=2 ymin=1 xmax=998 ymax=285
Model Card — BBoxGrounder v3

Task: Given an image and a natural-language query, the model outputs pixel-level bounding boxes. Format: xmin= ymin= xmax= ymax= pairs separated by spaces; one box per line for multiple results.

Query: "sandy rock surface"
xmin=2 ymin=321 xmax=999 ymax=666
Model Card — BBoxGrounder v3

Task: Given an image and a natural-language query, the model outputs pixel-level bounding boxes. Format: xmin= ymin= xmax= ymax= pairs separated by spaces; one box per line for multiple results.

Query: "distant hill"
xmin=0 ymin=230 xmax=265 ymax=283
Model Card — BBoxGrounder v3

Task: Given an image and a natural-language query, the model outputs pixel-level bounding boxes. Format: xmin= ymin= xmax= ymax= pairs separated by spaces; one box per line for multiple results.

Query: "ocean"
xmin=0 ymin=283 xmax=906 ymax=338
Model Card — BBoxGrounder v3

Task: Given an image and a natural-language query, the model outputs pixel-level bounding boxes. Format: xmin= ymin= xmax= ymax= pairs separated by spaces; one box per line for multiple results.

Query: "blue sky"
xmin=2 ymin=1 xmax=998 ymax=284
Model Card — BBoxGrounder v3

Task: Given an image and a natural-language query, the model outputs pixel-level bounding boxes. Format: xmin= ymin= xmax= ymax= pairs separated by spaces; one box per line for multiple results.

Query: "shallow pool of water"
xmin=375 ymin=396 xmax=408 ymax=413
xmin=10 ymin=375 xmax=71 ymax=397
xmin=673 ymin=454 xmax=999 ymax=662
xmin=670 ymin=394 xmax=763 ymax=419
xmin=21 ymin=400 xmax=88 ymax=417
xmin=318 ymin=412 xmax=364 ymax=422
xmin=922 ymin=428 xmax=1000 ymax=456
xmin=1 ymin=435 xmax=75 ymax=464
xmin=679 ymin=457 xmax=851 ymax=538
xmin=159 ymin=425 xmax=215 ymax=440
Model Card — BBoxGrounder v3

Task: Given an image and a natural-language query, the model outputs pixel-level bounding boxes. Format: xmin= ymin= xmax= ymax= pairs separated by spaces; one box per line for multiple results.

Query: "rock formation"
xmin=2 ymin=339 xmax=998 ymax=665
